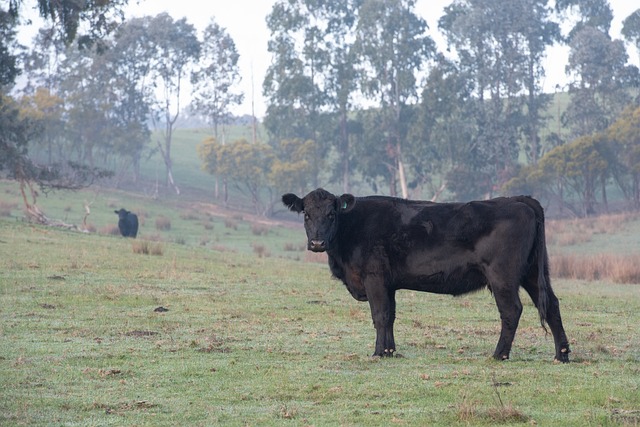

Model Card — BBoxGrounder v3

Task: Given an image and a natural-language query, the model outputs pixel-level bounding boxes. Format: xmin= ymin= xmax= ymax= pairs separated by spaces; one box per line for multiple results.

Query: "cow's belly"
xmin=397 ymin=266 xmax=487 ymax=296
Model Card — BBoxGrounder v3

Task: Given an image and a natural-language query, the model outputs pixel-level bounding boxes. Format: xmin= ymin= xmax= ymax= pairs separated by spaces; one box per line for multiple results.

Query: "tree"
xmin=622 ymin=9 xmax=640 ymax=62
xmin=18 ymin=87 xmax=65 ymax=165
xmin=354 ymin=0 xmax=434 ymax=198
xmin=621 ymin=8 xmax=640 ymax=102
xmin=539 ymin=133 xmax=609 ymax=216
xmin=191 ymin=19 xmax=243 ymax=140
xmin=439 ymin=0 xmax=560 ymax=197
xmin=198 ymin=138 xmax=274 ymax=215
xmin=0 ymin=8 xmax=20 ymax=87
xmin=606 ymin=106 xmax=640 ymax=208
xmin=269 ymin=138 xmax=317 ymax=196
xmin=263 ymin=0 xmax=338 ymax=189
xmin=7 ymin=0 xmax=129 ymax=49
xmin=147 ymin=13 xmax=200 ymax=195
xmin=410 ymin=59 xmax=478 ymax=200
xmin=1 ymin=0 xmax=122 ymax=226
xmin=100 ymin=17 xmax=154 ymax=184
xmin=563 ymin=26 xmax=635 ymax=138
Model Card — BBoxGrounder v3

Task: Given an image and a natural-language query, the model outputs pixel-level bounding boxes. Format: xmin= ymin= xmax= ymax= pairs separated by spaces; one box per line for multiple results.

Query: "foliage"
xmin=8 ymin=0 xmax=129 ymax=49
xmin=269 ymin=138 xmax=317 ymax=195
xmin=190 ymin=18 xmax=243 ymax=137
xmin=198 ymin=138 xmax=275 ymax=215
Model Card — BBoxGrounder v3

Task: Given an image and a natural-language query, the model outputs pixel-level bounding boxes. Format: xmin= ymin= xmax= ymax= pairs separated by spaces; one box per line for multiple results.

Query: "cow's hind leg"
xmin=491 ymin=286 xmax=523 ymax=361
xmin=522 ymin=278 xmax=570 ymax=362
xmin=364 ymin=279 xmax=396 ymax=357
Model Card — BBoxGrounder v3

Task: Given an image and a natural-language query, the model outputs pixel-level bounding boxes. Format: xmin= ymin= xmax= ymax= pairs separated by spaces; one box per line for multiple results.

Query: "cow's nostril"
xmin=309 ymin=240 xmax=326 ymax=252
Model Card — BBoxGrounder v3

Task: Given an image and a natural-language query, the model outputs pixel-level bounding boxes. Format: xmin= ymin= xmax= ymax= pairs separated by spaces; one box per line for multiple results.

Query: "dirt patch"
xmin=124 ymin=330 xmax=159 ymax=338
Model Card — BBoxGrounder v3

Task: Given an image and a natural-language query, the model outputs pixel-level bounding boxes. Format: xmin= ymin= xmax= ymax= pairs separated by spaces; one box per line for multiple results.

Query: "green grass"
xmin=1 ymin=212 xmax=640 ymax=425
xmin=0 ymin=180 xmax=304 ymax=259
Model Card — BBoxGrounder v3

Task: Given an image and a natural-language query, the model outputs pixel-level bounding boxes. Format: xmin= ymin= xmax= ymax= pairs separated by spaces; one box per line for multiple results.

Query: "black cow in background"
xmin=114 ymin=208 xmax=138 ymax=238
xmin=282 ymin=188 xmax=570 ymax=363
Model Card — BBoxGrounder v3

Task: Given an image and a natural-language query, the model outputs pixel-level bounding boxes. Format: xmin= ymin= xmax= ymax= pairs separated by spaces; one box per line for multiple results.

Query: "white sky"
xmin=18 ymin=1 xmax=640 ymax=118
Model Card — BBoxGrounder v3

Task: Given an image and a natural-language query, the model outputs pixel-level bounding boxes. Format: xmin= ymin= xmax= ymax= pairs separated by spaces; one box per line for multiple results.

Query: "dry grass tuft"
xmin=155 ymin=215 xmax=171 ymax=231
xmin=224 ymin=219 xmax=238 ymax=230
xmin=551 ymin=253 xmax=640 ymax=284
xmin=99 ymin=224 xmax=121 ymax=236
xmin=252 ymin=243 xmax=270 ymax=258
xmin=251 ymin=223 xmax=270 ymax=236
xmin=132 ymin=240 xmax=164 ymax=256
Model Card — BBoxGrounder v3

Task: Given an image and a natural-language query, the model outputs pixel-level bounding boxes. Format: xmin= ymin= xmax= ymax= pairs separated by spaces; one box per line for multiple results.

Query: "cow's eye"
xmin=327 ymin=212 xmax=336 ymax=220
xmin=304 ymin=213 xmax=310 ymax=221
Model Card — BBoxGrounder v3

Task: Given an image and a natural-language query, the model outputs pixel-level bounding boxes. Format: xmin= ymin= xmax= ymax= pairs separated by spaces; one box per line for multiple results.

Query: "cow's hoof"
xmin=554 ymin=347 xmax=570 ymax=363
xmin=493 ymin=354 xmax=509 ymax=361
xmin=383 ymin=348 xmax=395 ymax=357
xmin=373 ymin=349 xmax=397 ymax=358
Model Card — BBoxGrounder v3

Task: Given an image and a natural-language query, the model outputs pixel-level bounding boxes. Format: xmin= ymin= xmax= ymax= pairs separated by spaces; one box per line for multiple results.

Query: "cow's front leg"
xmin=364 ymin=277 xmax=396 ymax=357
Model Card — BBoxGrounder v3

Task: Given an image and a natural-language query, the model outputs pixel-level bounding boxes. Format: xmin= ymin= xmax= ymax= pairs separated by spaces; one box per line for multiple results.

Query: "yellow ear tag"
xmin=342 ymin=201 xmax=348 ymax=210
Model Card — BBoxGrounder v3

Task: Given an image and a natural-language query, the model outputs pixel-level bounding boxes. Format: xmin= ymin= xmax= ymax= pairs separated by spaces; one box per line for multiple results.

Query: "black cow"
xmin=282 ymin=188 xmax=570 ymax=362
xmin=114 ymin=208 xmax=138 ymax=238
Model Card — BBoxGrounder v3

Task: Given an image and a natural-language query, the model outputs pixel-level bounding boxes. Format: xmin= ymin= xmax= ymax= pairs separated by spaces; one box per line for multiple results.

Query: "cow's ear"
xmin=338 ymin=194 xmax=355 ymax=213
xmin=282 ymin=193 xmax=304 ymax=213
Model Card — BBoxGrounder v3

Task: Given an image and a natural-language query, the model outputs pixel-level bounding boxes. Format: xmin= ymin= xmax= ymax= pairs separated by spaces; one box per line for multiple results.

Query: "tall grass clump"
xmin=251 ymin=223 xmax=269 ymax=236
xmin=132 ymin=240 xmax=164 ymax=255
xmin=551 ymin=253 xmax=640 ymax=283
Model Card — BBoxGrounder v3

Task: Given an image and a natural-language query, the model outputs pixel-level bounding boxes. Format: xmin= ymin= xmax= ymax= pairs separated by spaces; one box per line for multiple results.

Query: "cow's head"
xmin=114 ymin=208 xmax=129 ymax=219
xmin=282 ymin=188 xmax=355 ymax=252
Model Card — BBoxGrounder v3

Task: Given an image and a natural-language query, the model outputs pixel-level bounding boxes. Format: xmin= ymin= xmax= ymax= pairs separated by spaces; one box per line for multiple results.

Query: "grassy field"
xmin=2 ymin=184 xmax=640 ymax=426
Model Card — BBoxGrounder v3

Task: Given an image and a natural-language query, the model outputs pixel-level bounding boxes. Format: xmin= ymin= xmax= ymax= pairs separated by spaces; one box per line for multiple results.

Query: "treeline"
xmin=2 ymin=0 xmax=640 ymax=217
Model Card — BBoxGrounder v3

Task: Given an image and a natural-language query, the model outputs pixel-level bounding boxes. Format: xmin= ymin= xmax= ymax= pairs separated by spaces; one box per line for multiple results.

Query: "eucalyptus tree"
xmin=147 ymin=13 xmax=200 ymax=195
xmin=353 ymin=0 xmax=434 ymax=198
xmin=0 ymin=8 xmax=20 ymax=88
xmin=264 ymin=0 xmax=361 ymax=190
xmin=621 ymin=9 xmax=640 ymax=101
xmin=191 ymin=19 xmax=243 ymax=140
xmin=98 ymin=17 xmax=155 ymax=184
xmin=409 ymin=59 xmax=479 ymax=200
xmin=7 ymin=0 xmax=129 ymax=49
xmin=563 ymin=26 xmax=635 ymax=138
xmin=264 ymin=0 xmax=323 ymax=143
xmin=606 ymin=106 xmax=640 ymax=209
xmin=314 ymin=0 xmax=361 ymax=193
xmin=2 ymin=0 xmax=129 ymax=180
xmin=439 ymin=0 xmax=560 ymax=197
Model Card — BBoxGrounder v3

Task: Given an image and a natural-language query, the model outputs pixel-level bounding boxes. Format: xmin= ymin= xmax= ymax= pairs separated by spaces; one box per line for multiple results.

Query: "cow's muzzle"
xmin=308 ymin=239 xmax=326 ymax=252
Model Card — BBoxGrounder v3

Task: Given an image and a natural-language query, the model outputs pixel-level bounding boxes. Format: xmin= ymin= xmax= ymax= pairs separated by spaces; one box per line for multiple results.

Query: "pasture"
xmin=1 ymin=184 xmax=640 ymax=425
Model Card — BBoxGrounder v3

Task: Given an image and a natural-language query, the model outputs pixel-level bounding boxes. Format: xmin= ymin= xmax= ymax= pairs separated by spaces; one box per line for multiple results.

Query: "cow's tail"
xmin=519 ymin=196 xmax=550 ymax=331
xmin=529 ymin=198 xmax=550 ymax=332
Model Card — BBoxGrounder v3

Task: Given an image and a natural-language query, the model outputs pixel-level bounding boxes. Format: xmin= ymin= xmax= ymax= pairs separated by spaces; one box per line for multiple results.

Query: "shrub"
xmin=251 ymin=223 xmax=269 ymax=236
xmin=132 ymin=240 xmax=164 ymax=256
xmin=252 ymin=243 xmax=270 ymax=258
xmin=155 ymin=216 xmax=171 ymax=231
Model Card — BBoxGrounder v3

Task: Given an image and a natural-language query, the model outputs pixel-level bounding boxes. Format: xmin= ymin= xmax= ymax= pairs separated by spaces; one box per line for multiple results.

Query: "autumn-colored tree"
xmin=539 ymin=134 xmax=609 ymax=216
xmin=198 ymin=138 xmax=274 ymax=215
xmin=268 ymin=138 xmax=316 ymax=196
xmin=606 ymin=106 xmax=640 ymax=208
